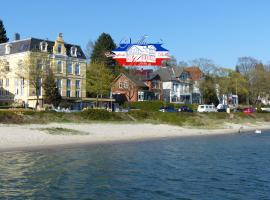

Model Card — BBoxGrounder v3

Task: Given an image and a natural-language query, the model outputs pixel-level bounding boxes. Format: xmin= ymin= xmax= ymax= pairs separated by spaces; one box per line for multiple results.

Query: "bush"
xmin=0 ymin=111 xmax=24 ymax=123
xmin=80 ymin=109 xmax=122 ymax=121
xmin=128 ymin=110 xmax=150 ymax=120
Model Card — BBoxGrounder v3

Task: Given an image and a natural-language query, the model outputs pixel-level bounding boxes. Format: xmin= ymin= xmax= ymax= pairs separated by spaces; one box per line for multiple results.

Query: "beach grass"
xmin=1 ymin=109 xmax=270 ymax=128
xmin=38 ymin=127 xmax=88 ymax=135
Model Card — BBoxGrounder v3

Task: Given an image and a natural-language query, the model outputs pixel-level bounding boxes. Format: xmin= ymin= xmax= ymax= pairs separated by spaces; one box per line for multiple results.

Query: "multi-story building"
xmin=153 ymin=67 xmax=193 ymax=103
xmin=0 ymin=33 xmax=86 ymax=108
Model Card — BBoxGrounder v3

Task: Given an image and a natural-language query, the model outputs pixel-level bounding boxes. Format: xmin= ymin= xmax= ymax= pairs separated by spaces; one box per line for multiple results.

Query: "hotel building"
xmin=0 ymin=33 xmax=87 ymax=108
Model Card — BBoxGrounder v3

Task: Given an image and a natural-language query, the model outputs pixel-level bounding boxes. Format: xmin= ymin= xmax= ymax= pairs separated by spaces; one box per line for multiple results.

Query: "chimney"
xmin=14 ymin=33 xmax=20 ymax=41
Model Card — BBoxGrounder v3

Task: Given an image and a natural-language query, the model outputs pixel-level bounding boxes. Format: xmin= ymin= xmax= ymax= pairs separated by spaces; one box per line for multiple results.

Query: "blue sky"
xmin=1 ymin=0 xmax=270 ymax=68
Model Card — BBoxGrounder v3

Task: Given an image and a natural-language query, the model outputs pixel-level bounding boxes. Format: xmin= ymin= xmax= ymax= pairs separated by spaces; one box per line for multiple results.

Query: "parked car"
xmin=261 ymin=107 xmax=270 ymax=112
xmin=243 ymin=107 xmax=256 ymax=114
xmin=197 ymin=104 xmax=217 ymax=112
xmin=178 ymin=106 xmax=193 ymax=112
xmin=159 ymin=106 xmax=177 ymax=113
xmin=217 ymin=104 xmax=229 ymax=112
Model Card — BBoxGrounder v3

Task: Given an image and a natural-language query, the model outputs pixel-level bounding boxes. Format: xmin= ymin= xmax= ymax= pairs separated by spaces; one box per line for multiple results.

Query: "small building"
xmin=111 ymin=73 xmax=162 ymax=103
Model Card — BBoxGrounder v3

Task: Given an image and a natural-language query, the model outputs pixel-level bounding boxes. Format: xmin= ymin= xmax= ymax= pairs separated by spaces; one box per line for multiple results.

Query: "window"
xmin=119 ymin=82 xmax=123 ymax=88
xmin=71 ymin=46 xmax=77 ymax=57
xmin=119 ymin=81 xmax=128 ymax=89
xmin=5 ymin=44 xmax=11 ymax=54
xmin=0 ymin=79 xmax=3 ymax=87
xmin=18 ymin=60 xmax=23 ymax=68
xmin=56 ymin=79 xmax=62 ymax=95
xmin=40 ymin=41 xmax=47 ymax=52
xmin=5 ymin=78 xmax=9 ymax=87
xmin=66 ymin=79 xmax=71 ymax=89
xmin=5 ymin=90 xmax=9 ymax=96
xmin=67 ymin=63 xmax=72 ymax=74
xmin=5 ymin=61 xmax=10 ymax=71
xmin=66 ymin=90 xmax=71 ymax=97
xmin=75 ymin=90 xmax=80 ymax=98
xmin=37 ymin=78 xmax=42 ymax=96
xmin=75 ymin=80 xmax=80 ymax=89
xmin=123 ymin=82 xmax=129 ymax=88
xmin=37 ymin=59 xmax=42 ymax=69
xmin=75 ymin=63 xmax=80 ymax=75
xmin=0 ymin=89 xmax=2 ymax=96
xmin=57 ymin=61 xmax=62 ymax=73
xmin=57 ymin=44 xmax=62 ymax=53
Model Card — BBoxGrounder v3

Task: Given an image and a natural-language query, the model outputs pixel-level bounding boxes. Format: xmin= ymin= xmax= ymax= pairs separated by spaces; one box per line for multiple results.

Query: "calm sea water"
xmin=0 ymin=131 xmax=270 ymax=200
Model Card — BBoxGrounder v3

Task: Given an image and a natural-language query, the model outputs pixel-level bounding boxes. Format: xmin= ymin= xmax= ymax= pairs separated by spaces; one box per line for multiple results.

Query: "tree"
xmin=199 ymin=75 xmax=219 ymax=105
xmin=43 ymin=67 xmax=61 ymax=106
xmin=190 ymin=58 xmax=217 ymax=75
xmin=19 ymin=52 xmax=50 ymax=109
xmin=86 ymin=62 xmax=114 ymax=106
xmin=0 ymin=20 xmax=8 ymax=43
xmin=90 ymin=33 xmax=117 ymax=72
xmin=236 ymin=57 xmax=260 ymax=104
xmin=85 ymin=40 xmax=94 ymax=60
xmin=236 ymin=56 xmax=259 ymax=76
xmin=162 ymin=55 xmax=177 ymax=68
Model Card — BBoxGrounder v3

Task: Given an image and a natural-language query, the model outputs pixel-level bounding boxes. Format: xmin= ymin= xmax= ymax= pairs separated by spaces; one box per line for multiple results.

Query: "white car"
xmin=197 ymin=104 xmax=217 ymax=112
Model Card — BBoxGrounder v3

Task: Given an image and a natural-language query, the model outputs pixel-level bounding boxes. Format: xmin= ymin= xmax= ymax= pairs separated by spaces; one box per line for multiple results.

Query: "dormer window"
xmin=57 ymin=44 xmax=62 ymax=54
xmin=71 ymin=46 xmax=77 ymax=57
xmin=40 ymin=41 xmax=48 ymax=52
xmin=5 ymin=44 xmax=11 ymax=54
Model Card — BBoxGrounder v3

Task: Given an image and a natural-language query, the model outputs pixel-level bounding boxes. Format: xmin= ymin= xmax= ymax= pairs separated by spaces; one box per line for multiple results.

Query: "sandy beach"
xmin=0 ymin=122 xmax=269 ymax=152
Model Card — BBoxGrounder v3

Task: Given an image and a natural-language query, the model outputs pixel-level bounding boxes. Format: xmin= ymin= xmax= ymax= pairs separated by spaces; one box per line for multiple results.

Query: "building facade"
xmin=0 ymin=33 xmax=87 ymax=108
xmin=111 ymin=73 xmax=163 ymax=103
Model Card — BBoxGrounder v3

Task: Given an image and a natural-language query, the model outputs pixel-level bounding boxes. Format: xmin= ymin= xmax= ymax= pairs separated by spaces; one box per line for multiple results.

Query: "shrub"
xmin=128 ymin=110 xmax=150 ymax=120
xmin=80 ymin=109 xmax=122 ymax=121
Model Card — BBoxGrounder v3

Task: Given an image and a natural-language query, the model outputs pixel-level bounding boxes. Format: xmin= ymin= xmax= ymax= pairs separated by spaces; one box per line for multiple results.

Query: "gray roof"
xmin=0 ymin=38 xmax=86 ymax=59
xmin=124 ymin=73 xmax=148 ymax=88
xmin=151 ymin=66 xmax=185 ymax=81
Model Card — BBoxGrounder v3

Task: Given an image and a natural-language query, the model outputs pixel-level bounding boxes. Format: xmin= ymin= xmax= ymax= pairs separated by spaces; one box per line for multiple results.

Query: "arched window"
xmin=40 ymin=41 xmax=48 ymax=52
xmin=5 ymin=44 xmax=11 ymax=54
xmin=71 ymin=46 xmax=77 ymax=57
xmin=57 ymin=44 xmax=62 ymax=53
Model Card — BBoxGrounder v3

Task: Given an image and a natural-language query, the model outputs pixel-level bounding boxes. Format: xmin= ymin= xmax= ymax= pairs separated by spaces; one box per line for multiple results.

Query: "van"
xmin=197 ymin=104 xmax=217 ymax=112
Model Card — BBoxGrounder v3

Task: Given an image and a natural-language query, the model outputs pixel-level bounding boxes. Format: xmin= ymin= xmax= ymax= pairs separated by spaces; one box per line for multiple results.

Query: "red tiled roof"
xmin=184 ymin=67 xmax=203 ymax=81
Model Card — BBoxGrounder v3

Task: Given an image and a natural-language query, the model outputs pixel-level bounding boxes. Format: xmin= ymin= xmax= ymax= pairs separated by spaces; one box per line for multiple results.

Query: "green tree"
xmin=43 ymin=67 xmax=61 ymax=106
xmin=86 ymin=62 xmax=114 ymax=105
xmin=199 ymin=75 xmax=219 ymax=104
xmin=0 ymin=20 xmax=9 ymax=43
xmin=90 ymin=33 xmax=118 ymax=72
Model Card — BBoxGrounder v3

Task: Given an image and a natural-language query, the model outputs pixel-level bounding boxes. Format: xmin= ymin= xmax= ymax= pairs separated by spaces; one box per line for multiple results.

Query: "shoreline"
xmin=0 ymin=122 xmax=269 ymax=152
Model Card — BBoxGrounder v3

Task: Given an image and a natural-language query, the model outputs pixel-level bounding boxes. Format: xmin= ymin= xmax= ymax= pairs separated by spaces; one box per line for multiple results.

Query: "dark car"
xmin=159 ymin=106 xmax=177 ymax=113
xmin=178 ymin=106 xmax=193 ymax=112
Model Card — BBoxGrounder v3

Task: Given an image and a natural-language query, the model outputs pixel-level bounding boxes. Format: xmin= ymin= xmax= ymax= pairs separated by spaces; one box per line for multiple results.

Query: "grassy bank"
xmin=1 ymin=109 xmax=270 ymax=128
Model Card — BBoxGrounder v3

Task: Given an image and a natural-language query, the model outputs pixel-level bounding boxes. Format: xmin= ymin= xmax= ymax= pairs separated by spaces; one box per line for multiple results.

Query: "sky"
xmin=1 ymin=0 xmax=270 ymax=68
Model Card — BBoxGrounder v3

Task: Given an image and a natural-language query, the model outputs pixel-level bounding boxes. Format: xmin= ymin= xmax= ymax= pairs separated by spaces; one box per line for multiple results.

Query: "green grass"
xmin=1 ymin=108 xmax=270 ymax=128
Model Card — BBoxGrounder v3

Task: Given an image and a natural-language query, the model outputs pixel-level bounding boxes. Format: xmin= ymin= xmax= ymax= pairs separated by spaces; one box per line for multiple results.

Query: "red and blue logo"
xmin=108 ymin=37 xmax=170 ymax=67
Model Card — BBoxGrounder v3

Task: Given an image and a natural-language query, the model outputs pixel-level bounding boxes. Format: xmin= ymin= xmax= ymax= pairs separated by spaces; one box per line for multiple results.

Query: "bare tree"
xmin=18 ymin=52 xmax=50 ymax=109
xmin=236 ymin=56 xmax=259 ymax=77
xmin=189 ymin=58 xmax=218 ymax=75
xmin=85 ymin=40 xmax=94 ymax=60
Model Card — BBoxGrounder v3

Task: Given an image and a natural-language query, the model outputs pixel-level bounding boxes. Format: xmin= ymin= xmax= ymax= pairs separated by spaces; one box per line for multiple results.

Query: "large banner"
xmin=108 ymin=37 xmax=170 ymax=67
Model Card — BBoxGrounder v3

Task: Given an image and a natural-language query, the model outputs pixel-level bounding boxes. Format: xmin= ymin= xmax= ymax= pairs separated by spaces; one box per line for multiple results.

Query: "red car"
xmin=243 ymin=108 xmax=256 ymax=114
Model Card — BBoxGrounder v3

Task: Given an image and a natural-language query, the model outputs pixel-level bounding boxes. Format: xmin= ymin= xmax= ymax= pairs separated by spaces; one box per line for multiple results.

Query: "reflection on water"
xmin=0 ymin=132 xmax=270 ymax=199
